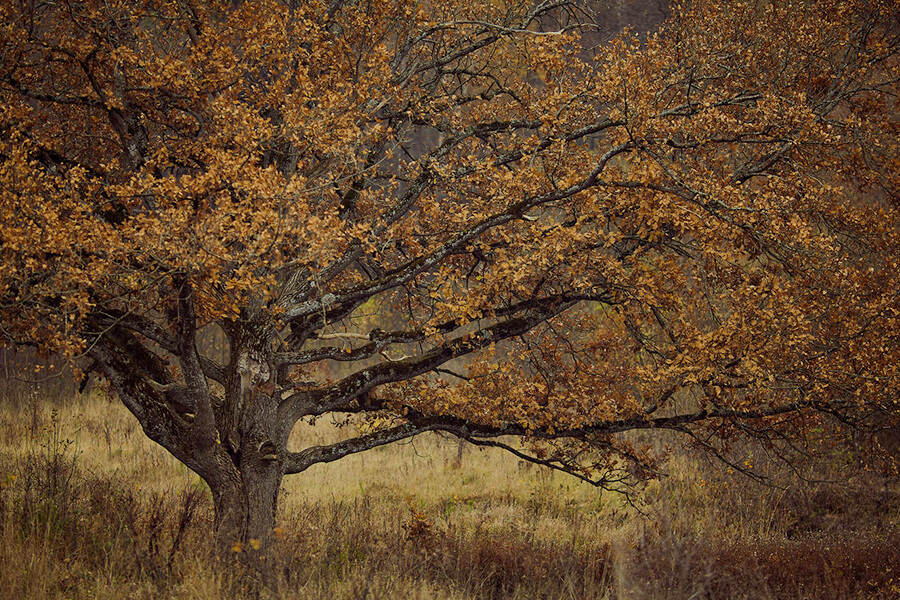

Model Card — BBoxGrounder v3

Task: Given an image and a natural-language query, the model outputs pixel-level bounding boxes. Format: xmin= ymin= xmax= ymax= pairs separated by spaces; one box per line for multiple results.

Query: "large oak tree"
xmin=1 ymin=0 xmax=898 ymax=553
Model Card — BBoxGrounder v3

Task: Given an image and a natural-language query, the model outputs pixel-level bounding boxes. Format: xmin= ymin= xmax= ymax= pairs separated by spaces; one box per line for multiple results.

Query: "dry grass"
xmin=1 ymin=392 xmax=898 ymax=599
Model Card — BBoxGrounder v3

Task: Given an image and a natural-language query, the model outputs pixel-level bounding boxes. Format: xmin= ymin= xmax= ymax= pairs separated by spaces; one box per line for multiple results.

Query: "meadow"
xmin=0 ymin=389 xmax=898 ymax=599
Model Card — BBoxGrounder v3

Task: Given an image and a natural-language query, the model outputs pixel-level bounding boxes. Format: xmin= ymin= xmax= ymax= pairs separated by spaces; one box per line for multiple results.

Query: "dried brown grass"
xmin=0 ymin=393 xmax=898 ymax=599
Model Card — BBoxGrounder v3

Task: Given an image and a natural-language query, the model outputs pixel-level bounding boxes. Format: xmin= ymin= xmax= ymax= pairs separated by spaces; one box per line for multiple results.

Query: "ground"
xmin=0 ymin=391 xmax=898 ymax=599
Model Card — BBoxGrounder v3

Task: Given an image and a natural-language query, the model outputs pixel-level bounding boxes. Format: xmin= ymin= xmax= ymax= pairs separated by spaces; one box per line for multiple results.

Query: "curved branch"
xmin=458 ymin=435 xmax=617 ymax=487
xmin=285 ymin=295 xmax=597 ymax=419
xmin=284 ymin=398 xmax=823 ymax=482
xmin=284 ymin=420 xmax=445 ymax=474
xmin=276 ymin=292 xmax=610 ymax=367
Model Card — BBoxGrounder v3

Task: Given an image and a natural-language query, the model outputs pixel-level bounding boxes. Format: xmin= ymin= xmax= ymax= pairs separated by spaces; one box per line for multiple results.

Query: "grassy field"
xmin=0 ymin=391 xmax=898 ymax=599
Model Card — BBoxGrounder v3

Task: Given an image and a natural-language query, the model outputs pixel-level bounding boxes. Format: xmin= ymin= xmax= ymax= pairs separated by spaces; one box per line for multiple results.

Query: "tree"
xmin=1 ymin=0 xmax=898 ymax=554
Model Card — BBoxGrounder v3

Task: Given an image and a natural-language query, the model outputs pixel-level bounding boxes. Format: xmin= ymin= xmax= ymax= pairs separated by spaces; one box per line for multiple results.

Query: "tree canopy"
xmin=1 ymin=0 xmax=898 ymax=549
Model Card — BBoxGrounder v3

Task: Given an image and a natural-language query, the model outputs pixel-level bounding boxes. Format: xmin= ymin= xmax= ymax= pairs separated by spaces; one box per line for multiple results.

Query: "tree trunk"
xmin=208 ymin=339 xmax=288 ymax=557
xmin=209 ymin=458 xmax=284 ymax=556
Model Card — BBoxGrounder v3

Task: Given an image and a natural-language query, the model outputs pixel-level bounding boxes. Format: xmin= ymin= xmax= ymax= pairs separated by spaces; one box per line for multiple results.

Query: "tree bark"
xmin=211 ymin=347 xmax=287 ymax=557
xmin=209 ymin=460 xmax=283 ymax=556
xmin=93 ymin=331 xmax=287 ymax=558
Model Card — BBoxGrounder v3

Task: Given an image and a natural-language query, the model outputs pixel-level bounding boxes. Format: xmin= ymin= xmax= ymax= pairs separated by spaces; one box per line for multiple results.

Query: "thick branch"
xmin=276 ymin=293 xmax=610 ymax=367
xmin=96 ymin=310 xmax=226 ymax=383
xmin=283 ymin=399 xmax=820 ymax=480
xmin=284 ymin=295 xmax=597 ymax=420
xmin=87 ymin=337 xmax=194 ymax=461
xmin=284 ymin=420 xmax=445 ymax=474
xmin=173 ymin=279 xmax=217 ymax=448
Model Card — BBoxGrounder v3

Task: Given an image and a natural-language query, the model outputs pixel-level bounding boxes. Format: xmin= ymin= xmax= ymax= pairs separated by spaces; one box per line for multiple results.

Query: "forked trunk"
xmin=208 ymin=341 xmax=287 ymax=556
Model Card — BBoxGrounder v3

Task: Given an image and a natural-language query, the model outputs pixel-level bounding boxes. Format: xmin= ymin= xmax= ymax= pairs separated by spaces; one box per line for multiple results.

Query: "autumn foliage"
xmin=1 ymin=0 xmax=898 ymax=550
